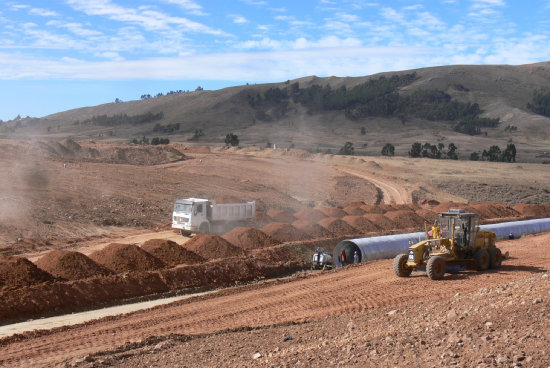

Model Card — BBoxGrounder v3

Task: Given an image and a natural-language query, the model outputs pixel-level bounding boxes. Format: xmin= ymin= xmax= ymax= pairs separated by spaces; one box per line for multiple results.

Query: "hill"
xmin=2 ymin=62 xmax=550 ymax=162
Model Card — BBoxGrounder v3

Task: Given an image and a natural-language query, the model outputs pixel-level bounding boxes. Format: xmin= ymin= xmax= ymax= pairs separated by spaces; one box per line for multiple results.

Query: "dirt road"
xmin=339 ymin=168 xmax=410 ymax=204
xmin=2 ymin=233 xmax=548 ymax=367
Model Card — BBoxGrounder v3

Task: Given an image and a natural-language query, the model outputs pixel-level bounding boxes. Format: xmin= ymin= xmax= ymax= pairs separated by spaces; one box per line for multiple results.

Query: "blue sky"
xmin=1 ymin=0 xmax=549 ymax=120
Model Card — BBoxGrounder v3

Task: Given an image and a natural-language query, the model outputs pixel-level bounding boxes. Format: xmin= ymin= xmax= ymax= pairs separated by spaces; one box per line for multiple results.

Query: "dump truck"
xmin=172 ymin=198 xmax=255 ymax=235
xmin=393 ymin=209 xmax=503 ymax=280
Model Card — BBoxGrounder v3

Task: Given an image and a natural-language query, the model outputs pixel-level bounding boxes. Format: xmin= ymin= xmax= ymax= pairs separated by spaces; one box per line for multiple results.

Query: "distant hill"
xmin=2 ymin=62 xmax=550 ymax=162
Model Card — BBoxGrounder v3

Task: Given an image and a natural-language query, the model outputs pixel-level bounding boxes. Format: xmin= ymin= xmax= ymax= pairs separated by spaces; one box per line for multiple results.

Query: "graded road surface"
xmin=2 ymin=233 xmax=549 ymax=367
xmin=339 ymin=168 xmax=410 ymax=204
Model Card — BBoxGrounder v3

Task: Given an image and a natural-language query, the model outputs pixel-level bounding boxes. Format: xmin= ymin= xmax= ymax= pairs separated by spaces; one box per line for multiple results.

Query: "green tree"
xmin=338 ymin=142 xmax=354 ymax=155
xmin=447 ymin=143 xmax=458 ymax=160
xmin=469 ymin=152 xmax=480 ymax=161
xmin=502 ymin=143 xmax=516 ymax=162
xmin=225 ymin=133 xmax=239 ymax=147
xmin=487 ymin=145 xmax=501 ymax=162
xmin=381 ymin=143 xmax=395 ymax=156
xmin=409 ymin=142 xmax=422 ymax=158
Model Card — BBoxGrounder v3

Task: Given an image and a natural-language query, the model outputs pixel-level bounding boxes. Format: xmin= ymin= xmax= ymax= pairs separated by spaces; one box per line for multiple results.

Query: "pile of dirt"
xmin=293 ymin=208 xmax=327 ymax=223
xmin=418 ymin=198 xmax=441 ymax=208
xmin=432 ymin=201 xmax=466 ymax=213
xmin=292 ymin=220 xmax=335 ymax=238
xmin=415 ymin=209 xmax=438 ymax=224
xmin=34 ymin=250 xmax=112 ymax=280
xmin=363 ymin=213 xmax=395 ymax=232
xmin=513 ymin=204 xmax=550 ymax=218
xmin=141 ymin=239 xmax=204 ymax=266
xmin=262 ymin=222 xmax=308 ymax=242
xmin=184 ymin=234 xmax=245 ymax=260
xmin=343 ymin=205 xmax=366 ymax=216
xmin=250 ymin=211 xmax=272 ymax=227
xmin=318 ymin=218 xmax=359 ymax=237
xmin=0 ymin=255 xmax=54 ymax=290
xmin=342 ymin=216 xmax=380 ymax=233
xmin=222 ymin=227 xmax=281 ymax=250
xmin=466 ymin=203 xmax=519 ymax=220
xmin=360 ymin=204 xmax=389 ymax=214
xmin=266 ymin=209 xmax=296 ymax=223
xmin=316 ymin=206 xmax=347 ymax=218
xmin=384 ymin=210 xmax=426 ymax=230
xmin=89 ymin=243 xmax=165 ymax=273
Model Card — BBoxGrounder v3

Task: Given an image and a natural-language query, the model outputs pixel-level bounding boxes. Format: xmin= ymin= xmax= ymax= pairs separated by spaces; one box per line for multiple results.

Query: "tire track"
xmin=338 ymin=168 xmax=410 ymax=204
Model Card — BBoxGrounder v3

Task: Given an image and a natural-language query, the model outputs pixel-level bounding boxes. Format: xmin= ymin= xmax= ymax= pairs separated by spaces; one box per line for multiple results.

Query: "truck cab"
xmin=172 ymin=198 xmax=210 ymax=233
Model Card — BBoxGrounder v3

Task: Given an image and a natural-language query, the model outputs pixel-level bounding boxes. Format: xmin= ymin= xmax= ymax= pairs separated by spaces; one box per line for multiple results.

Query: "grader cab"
xmin=393 ymin=209 xmax=503 ymax=280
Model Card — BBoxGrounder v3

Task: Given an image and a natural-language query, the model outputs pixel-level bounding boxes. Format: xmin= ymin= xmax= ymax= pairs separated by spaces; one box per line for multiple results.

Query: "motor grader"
xmin=393 ymin=209 xmax=503 ymax=280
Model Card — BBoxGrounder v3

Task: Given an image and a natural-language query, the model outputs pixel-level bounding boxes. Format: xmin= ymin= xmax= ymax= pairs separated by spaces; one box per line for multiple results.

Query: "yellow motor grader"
xmin=393 ymin=209 xmax=503 ymax=280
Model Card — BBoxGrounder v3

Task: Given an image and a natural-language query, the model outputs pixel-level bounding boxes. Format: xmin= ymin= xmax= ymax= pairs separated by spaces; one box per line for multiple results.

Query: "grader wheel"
xmin=426 ymin=256 xmax=446 ymax=280
xmin=474 ymin=249 xmax=490 ymax=270
xmin=488 ymin=247 xmax=502 ymax=269
xmin=393 ymin=254 xmax=412 ymax=277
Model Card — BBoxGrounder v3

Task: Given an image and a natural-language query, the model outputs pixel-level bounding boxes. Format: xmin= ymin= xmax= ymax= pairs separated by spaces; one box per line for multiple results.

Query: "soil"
xmin=183 ymin=234 xmax=245 ymax=260
xmin=292 ymin=208 xmax=327 ymax=223
xmin=0 ymin=256 xmax=54 ymax=291
xmin=140 ymin=239 xmax=204 ymax=266
xmin=34 ymin=250 xmax=112 ymax=280
xmin=383 ymin=210 xmax=427 ymax=230
xmin=342 ymin=216 xmax=380 ymax=233
xmin=89 ymin=243 xmax=165 ymax=273
xmin=317 ymin=218 xmax=360 ymax=237
xmin=265 ymin=209 xmax=297 ymax=223
xmin=363 ymin=213 xmax=396 ymax=232
xmin=315 ymin=206 xmax=347 ymax=218
xmin=222 ymin=227 xmax=281 ymax=250
xmin=291 ymin=221 xmax=335 ymax=239
xmin=261 ymin=223 xmax=308 ymax=243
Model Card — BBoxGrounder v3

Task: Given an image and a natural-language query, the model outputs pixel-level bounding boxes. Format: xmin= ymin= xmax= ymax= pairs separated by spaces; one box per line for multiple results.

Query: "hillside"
xmin=2 ymin=62 xmax=550 ymax=162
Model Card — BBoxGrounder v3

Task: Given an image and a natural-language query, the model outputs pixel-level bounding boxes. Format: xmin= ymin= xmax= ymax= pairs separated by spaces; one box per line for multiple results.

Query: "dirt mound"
xmin=215 ymin=195 xmax=243 ymax=204
xmin=250 ymin=211 xmax=272 ymax=227
xmin=432 ymin=201 xmax=467 ymax=213
xmin=418 ymin=199 xmax=441 ymax=208
xmin=89 ymin=243 xmax=165 ymax=273
xmin=141 ymin=239 xmax=204 ymax=266
xmin=292 ymin=220 xmax=335 ymax=238
xmin=384 ymin=210 xmax=426 ymax=230
xmin=293 ymin=208 xmax=327 ymax=222
xmin=262 ymin=222 xmax=308 ymax=242
xmin=343 ymin=205 xmax=366 ymax=216
xmin=59 ymin=138 xmax=82 ymax=152
xmin=342 ymin=216 xmax=380 ymax=233
xmin=35 ymin=250 xmax=111 ymax=280
xmin=360 ymin=204 xmax=389 ymax=214
xmin=222 ymin=227 xmax=281 ymax=250
xmin=416 ymin=209 xmax=438 ymax=224
xmin=363 ymin=213 xmax=395 ymax=231
xmin=184 ymin=234 xmax=245 ymax=260
xmin=266 ymin=209 xmax=296 ymax=223
xmin=344 ymin=201 xmax=366 ymax=208
xmin=513 ymin=204 xmax=550 ymax=218
xmin=316 ymin=206 xmax=347 ymax=218
xmin=0 ymin=255 xmax=54 ymax=290
xmin=466 ymin=203 xmax=519 ymax=220
xmin=318 ymin=218 xmax=359 ymax=237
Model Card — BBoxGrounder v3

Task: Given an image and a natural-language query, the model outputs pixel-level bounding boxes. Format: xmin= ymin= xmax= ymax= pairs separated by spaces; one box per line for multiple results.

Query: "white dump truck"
xmin=172 ymin=198 xmax=255 ymax=235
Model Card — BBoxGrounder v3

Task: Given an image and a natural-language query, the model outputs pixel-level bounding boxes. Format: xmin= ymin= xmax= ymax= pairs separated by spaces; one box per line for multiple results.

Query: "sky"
xmin=1 ymin=0 xmax=550 ymax=121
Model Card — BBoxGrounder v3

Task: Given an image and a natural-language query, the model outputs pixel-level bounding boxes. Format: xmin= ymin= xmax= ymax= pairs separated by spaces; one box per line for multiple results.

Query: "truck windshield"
xmin=174 ymin=203 xmax=192 ymax=213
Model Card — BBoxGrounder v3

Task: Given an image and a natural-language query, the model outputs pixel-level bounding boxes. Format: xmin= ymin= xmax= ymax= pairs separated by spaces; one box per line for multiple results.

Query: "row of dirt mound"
xmin=34 ymin=139 xmax=188 ymax=166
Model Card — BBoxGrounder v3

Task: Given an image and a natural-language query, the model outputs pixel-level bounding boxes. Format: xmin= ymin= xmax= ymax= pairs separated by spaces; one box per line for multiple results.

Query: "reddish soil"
xmin=34 ymin=250 xmax=112 ymax=280
xmin=262 ymin=222 xmax=308 ymax=243
xmin=315 ymin=206 xmax=347 ymax=218
xmin=141 ymin=239 xmax=204 ymax=266
xmin=266 ymin=209 xmax=296 ymax=223
xmin=343 ymin=205 xmax=367 ymax=216
xmin=222 ymin=227 xmax=281 ymax=250
xmin=0 ymin=255 xmax=54 ymax=290
xmin=183 ymin=234 xmax=245 ymax=260
xmin=342 ymin=215 xmax=380 ymax=233
xmin=249 ymin=211 xmax=272 ymax=227
xmin=360 ymin=203 xmax=390 ymax=213
xmin=513 ymin=203 xmax=550 ymax=218
xmin=292 ymin=208 xmax=327 ymax=223
xmin=384 ymin=210 xmax=427 ymax=230
xmin=317 ymin=217 xmax=359 ymax=237
xmin=363 ymin=213 xmax=395 ymax=231
xmin=89 ymin=243 xmax=165 ymax=273
xmin=2 ymin=234 xmax=548 ymax=368
xmin=214 ymin=195 xmax=243 ymax=204
xmin=291 ymin=220 xmax=335 ymax=239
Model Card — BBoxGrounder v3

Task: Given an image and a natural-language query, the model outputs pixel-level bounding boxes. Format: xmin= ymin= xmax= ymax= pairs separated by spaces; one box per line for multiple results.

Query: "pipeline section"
xmin=333 ymin=217 xmax=550 ymax=267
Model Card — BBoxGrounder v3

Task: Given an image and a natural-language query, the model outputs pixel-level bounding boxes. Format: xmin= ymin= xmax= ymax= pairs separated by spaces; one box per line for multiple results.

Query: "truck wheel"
xmin=488 ymin=247 xmax=502 ymax=269
xmin=199 ymin=222 xmax=210 ymax=234
xmin=474 ymin=249 xmax=490 ymax=271
xmin=426 ymin=256 xmax=445 ymax=280
xmin=393 ymin=254 xmax=412 ymax=277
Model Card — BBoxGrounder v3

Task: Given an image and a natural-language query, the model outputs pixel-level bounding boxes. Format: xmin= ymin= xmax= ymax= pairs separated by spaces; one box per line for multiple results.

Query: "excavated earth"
xmin=0 ymin=139 xmax=549 ymax=367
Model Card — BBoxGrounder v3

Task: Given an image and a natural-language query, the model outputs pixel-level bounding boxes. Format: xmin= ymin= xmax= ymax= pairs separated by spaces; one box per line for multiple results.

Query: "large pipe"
xmin=333 ymin=217 xmax=550 ymax=267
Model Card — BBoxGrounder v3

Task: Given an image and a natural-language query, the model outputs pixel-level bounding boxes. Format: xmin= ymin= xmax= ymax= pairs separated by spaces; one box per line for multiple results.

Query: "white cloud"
xmin=160 ymin=0 xmax=207 ymax=16
xmin=66 ymin=0 xmax=227 ymax=35
xmin=29 ymin=8 xmax=59 ymax=17
xmin=231 ymin=15 xmax=248 ymax=24
xmin=46 ymin=20 xmax=103 ymax=37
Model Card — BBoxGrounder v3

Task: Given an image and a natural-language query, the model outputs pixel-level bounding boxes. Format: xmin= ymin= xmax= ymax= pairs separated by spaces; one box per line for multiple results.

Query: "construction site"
xmin=0 ymin=138 xmax=549 ymax=367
